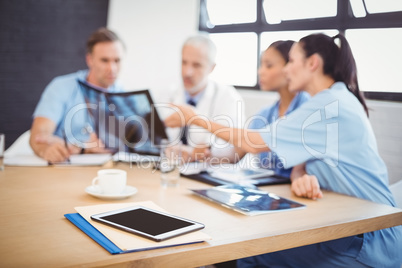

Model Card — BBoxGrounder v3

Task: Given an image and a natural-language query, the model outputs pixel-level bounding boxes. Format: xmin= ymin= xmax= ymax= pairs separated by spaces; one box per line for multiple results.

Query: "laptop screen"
xmin=79 ymin=81 xmax=167 ymax=156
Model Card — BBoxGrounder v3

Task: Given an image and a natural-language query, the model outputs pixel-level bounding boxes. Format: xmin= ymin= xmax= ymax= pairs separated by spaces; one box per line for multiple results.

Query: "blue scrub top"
xmin=33 ymin=70 xmax=124 ymax=147
xmin=258 ymin=82 xmax=402 ymax=267
xmin=249 ymin=92 xmax=310 ymax=177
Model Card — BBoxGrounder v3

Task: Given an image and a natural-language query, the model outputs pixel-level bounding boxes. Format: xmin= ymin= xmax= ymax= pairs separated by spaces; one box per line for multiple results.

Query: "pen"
xmin=63 ymin=133 xmax=71 ymax=163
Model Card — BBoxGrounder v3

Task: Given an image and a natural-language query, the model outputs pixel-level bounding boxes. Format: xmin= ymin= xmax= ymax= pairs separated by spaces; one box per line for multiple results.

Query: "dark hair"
xmin=86 ymin=27 xmax=124 ymax=54
xmin=268 ymin=40 xmax=295 ymax=63
xmin=299 ymin=33 xmax=368 ymax=116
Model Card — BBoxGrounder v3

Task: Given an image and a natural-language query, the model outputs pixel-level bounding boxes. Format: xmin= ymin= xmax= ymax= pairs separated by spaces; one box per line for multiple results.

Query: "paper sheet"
xmin=75 ymin=201 xmax=211 ymax=251
xmin=207 ymin=164 xmax=274 ymax=183
xmin=5 ymin=153 xmax=112 ymax=166
xmin=61 ymin=154 xmax=112 ymax=166
xmin=4 ymin=154 xmax=48 ymax=166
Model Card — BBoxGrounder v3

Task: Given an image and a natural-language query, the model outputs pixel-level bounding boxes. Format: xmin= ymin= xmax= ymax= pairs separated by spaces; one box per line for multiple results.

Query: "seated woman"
xmin=235 ymin=40 xmax=309 ymax=177
xmin=165 ymin=33 xmax=402 ymax=267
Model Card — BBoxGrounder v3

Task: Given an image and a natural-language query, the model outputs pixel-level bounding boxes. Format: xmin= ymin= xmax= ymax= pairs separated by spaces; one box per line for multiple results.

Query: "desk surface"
xmin=0 ymin=163 xmax=401 ymax=268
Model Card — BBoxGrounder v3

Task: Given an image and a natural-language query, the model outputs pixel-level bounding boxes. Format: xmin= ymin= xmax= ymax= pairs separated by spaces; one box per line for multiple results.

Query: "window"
xmin=364 ymin=0 xmax=402 ymax=14
xmin=349 ymin=0 xmax=367 ymax=18
xmin=346 ymin=28 xmax=402 ymax=92
xmin=349 ymin=0 xmax=402 ymax=17
xmin=199 ymin=0 xmax=402 ymax=100
xmin=209 ymin=33 xmax=257 ymax=87
xmin=207 ymin=0 xmax=256 ymax=25
xmin=263 ymin=0 xmax=337 ymax=24
xmin=260 ymin=30 xmax=339 ymax=54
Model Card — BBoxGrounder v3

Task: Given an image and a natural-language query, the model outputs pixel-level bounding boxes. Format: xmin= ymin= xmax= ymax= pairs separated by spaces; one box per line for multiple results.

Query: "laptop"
xmin=79 ymin=82 xmax=167 ymax=163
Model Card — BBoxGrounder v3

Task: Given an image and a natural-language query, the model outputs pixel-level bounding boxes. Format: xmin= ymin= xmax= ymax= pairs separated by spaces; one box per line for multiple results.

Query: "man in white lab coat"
xmin=162 ymin=34 xmax=245 ymax=162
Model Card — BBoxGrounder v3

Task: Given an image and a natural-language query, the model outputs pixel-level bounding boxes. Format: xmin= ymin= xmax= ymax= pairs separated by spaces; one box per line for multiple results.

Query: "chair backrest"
xmin=389 ymin=180 xmax=402 ymax=208
xmin=4 ymin=130 xmax=33 ymax=156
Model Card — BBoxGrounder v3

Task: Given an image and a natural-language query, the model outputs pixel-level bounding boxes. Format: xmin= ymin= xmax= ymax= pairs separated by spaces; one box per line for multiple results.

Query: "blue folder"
xmin=64 ymin=213 xmax=204 ymax=254
xmin=64 ymin=213 xmax=123 ymax=254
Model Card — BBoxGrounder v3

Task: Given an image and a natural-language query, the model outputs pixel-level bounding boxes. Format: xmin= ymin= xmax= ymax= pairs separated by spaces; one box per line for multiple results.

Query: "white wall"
xmin=107 ymin=0 xmax=278 ymax=116
xmin=107 ymin=0 xmax=199 ymax=97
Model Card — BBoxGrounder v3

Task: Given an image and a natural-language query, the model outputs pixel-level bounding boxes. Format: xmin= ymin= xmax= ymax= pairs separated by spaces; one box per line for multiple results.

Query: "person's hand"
xmin=82 ymin=133 xmax=115 ymax=154
xmin=164 ymin=104 xmax=198 ymax=128
xmin=291 ymin=174 xmax=323 ymax=200
xmin=179 ymin=145 xmax=194 ymax=162
xmin=179 ymin=145 xmax=211 ymax=163
xmin=192 ymin=146 xmax=211 ymax=162
xmin=34 ymin=134 xmax=71 ymax=163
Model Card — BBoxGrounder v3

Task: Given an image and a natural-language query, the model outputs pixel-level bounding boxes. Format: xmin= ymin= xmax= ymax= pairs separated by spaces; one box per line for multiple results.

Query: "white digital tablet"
xmin=90 ymin=206 xmax=205 ymax=242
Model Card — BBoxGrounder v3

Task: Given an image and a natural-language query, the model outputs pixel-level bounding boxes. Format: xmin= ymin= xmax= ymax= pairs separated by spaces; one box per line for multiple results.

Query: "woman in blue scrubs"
xmin=238 ymin=40 xmax=310 ymax=177
xmin=165 ymin=33 xmax=402 ymax=267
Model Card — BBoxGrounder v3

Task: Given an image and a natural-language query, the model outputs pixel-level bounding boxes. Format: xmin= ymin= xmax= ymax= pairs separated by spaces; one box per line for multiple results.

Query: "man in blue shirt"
xmin=30 ymin=28 xmax=125 ymax=163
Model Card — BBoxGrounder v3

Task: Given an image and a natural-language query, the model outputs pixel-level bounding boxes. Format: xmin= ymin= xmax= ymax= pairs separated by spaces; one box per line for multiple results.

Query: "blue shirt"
xmin=249 ymin=92 xmax=310 ymax=177
xmin=33 ymin=70 xmax=124 ymax=146
xmin=258 ymin=82 xmax=402 ymax=267
xmin=184 ymin=89 xmax=206 ymax=106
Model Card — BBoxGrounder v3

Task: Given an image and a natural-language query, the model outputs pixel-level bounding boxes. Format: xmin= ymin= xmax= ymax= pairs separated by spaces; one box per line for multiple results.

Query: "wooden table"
xmin=0 ymin=163 xmax=401 ymax=267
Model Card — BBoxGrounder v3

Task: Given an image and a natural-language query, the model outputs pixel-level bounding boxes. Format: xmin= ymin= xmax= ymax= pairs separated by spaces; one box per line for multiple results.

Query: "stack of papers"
xmin=65 ymin=201 xmax=211 ymax=254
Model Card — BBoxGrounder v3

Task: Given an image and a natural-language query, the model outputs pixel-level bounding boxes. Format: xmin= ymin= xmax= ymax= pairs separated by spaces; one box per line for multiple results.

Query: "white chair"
xmin=4 ymin=130 xmax=34 ymax=157
xmin=389 ymin=180 xmax=402 ymax=208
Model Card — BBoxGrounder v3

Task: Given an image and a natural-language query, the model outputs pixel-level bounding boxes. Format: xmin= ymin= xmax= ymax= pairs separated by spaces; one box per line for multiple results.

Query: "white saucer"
xmin=85 ymin=185 xmax=137 ymax=200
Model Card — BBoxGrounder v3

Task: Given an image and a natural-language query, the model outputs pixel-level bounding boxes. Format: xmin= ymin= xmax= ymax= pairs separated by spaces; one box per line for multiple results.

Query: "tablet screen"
xmin=91 ymin=206 xmax=204 ymax=241
xmin=100 ymin=208 xmax=193 ymax=236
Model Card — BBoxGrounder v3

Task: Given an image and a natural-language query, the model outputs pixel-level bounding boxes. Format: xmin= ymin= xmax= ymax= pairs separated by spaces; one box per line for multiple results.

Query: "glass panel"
xmin=349 ymin=0 xmax=367 ymax=18
xmin=263 ymin=0 xmax=337 ymax=23
xmin=346 ymin=28 xmax=402 ymax=92
xmin=365 ymin=0 xmax=402 ymax=13
xmin=209 ymin=33 xmax=258 ymax=86
xmin=207 ymin=0 xmax=256 ymax=25
xmin=260 ymin=30 xmax=339 ymax=54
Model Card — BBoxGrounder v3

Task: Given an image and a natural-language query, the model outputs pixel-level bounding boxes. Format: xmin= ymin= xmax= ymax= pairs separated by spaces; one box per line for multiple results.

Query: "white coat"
xmin=158 ymin=80 xmax=245 ymax=160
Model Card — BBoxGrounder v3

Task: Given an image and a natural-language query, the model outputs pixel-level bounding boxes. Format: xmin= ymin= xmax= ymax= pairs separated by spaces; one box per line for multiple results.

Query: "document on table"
xmin=67 ymin=201 xmax=211 ymax=254
xmin=57 ymin=154 xmax=112 ymax=166
xmin=191 ymin=184 xmax=305 ymax=216
xmin=207 ymin=164 xmax=275 ymax=184
xmin=5 ymin=153 xmax=112 ymax=166
xmin=4 ymin=154 xmax=48 ymax=166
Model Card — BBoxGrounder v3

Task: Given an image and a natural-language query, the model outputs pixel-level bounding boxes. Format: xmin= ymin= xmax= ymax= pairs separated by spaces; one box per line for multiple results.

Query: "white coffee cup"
xmin=92 ymin=169 xmax=127 ymax=195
